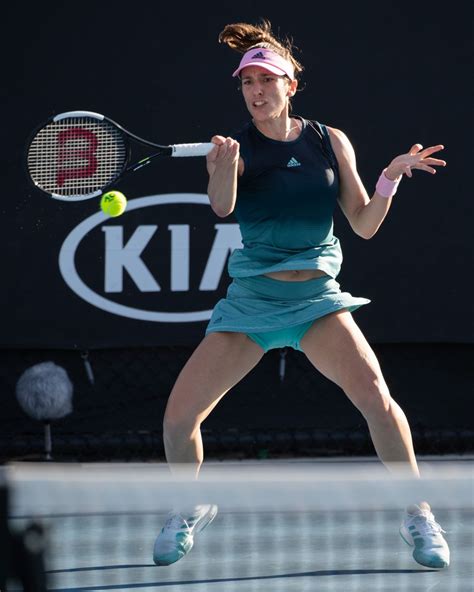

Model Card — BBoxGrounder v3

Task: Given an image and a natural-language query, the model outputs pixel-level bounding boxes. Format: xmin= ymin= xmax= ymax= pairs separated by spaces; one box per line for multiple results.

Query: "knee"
xmin=345 ymin=374 xmax=393 ymax=422
xmin=163 ymin=405 xmax=199 ymax=444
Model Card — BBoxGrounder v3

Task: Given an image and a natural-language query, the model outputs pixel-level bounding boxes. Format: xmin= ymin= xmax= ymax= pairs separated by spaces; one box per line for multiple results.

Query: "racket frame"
xmin=25 ymin=111 xmax=206 ymax=201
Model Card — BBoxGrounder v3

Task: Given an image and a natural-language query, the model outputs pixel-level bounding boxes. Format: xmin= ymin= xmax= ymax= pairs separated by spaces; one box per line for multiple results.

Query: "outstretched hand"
xmin=385 ymin=144 xmax=446 ymax=181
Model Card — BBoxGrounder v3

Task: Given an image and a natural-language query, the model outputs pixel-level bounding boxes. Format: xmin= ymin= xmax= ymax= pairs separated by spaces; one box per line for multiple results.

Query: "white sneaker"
xmin=400 ymin=502 xmax=450 ymax=568
xmin=153 ymin=504 xmax=218 ymax=566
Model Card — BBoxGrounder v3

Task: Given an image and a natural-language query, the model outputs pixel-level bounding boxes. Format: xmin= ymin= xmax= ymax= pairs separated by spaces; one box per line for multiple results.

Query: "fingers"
xmin=207 ymin=135 xmax=225 ymax=161
xmin=413 ymin=163 xmax=436 ymax=174
xmin=415 ymin=145 xmax=447 ymax=174
xmin=211 ymin=135 xmax=227 ymax=146
xmin=388 ymin=143 xmax=446 ymax=181
xmin=409 ymin=143 xmax=423 ymax=155
xmin=421 ymin=157 xmax=447 ymax=167
xmin=409 ymin=144 xmax=445 ymax=158
xmin=406 ymin=144 xmax=447 ymax=176
xmin=207 ymin=137 xmax=239 ymax=167
xmin=214 ymin=137 xmax=240 ymax=160
xmin=409 ymin=144 xmax=445 ymax=157
xmin=419 ymin=144 xmax=445 ymax=157
xmin=412 ymin=161 xmax=446 ymax=174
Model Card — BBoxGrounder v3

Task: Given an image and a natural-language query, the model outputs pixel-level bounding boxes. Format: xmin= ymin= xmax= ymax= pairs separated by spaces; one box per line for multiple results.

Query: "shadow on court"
xmin=50 ymin=568 xmax=436 ymax=591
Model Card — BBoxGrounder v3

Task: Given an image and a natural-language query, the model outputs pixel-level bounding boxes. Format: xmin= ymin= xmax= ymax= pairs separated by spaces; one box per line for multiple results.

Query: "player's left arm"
xmin=327 ymin=127 xmax=446 ymax=239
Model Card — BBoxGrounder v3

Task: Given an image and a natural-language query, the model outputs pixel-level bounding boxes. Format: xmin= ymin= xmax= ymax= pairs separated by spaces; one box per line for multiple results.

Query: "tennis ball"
xmin=100 ymin=191 xmax=127 ymax=217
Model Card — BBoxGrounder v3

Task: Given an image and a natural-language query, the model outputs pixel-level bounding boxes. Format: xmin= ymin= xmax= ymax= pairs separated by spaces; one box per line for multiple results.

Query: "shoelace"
xmin=411 ymin=513 xmax=446 ymax=536
xmin=164 ymin=514 xmax=190 ymax=531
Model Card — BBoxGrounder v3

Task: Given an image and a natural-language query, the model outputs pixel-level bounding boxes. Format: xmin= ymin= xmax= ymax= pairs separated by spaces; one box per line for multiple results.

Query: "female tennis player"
xmin=154 ymin=20 xmax=449 ymax=569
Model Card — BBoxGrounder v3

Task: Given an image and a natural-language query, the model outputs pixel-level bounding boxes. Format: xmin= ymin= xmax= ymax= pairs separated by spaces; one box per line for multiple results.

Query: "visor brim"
xmin=232 ymin=62 xmax=289 ymax=78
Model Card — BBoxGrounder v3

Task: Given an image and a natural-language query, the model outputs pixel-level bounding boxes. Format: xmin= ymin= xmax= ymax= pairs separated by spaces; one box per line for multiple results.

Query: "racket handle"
xmin=171 ymin=143 xmax=214 ymax=157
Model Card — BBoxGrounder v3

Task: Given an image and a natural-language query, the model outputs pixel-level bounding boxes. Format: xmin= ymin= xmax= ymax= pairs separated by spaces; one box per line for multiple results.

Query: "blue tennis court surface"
xmin=6 ymin=459 xmax=473 ymax=592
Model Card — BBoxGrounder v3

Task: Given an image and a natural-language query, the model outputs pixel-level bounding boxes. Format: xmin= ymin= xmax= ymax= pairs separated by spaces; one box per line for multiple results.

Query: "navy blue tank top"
xmin=227 ymin=117 xmax=343 ymax=278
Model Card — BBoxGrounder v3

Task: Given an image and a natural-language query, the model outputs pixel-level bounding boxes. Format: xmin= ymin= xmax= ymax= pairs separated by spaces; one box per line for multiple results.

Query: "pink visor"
xmin=232 ymin=48 xmax=295 ymax=79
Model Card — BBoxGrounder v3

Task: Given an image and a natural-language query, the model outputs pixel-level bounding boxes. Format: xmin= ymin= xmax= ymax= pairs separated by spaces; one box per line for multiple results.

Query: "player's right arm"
xmin=206 ymin=135 xmax=241 ymax=217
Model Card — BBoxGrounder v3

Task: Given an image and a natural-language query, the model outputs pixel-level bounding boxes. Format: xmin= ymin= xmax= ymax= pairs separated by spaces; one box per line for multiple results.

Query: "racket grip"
xmin=171 ymin=143 xmax=214 ymax=157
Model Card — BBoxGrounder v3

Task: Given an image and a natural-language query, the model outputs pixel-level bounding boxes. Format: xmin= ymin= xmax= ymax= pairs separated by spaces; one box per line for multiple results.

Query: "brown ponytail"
xmin=218 ymin=19 xmax=303 ymax=79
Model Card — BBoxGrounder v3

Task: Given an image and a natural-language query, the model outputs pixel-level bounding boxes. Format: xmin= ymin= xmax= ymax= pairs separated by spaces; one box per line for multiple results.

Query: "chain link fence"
xmin=1 ymin=344 xmax=472 ymax=462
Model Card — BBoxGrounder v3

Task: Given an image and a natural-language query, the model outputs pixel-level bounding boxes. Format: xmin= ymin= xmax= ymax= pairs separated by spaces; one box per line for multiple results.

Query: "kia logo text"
xmin=59 ymin=194 xmax=242 ymax=322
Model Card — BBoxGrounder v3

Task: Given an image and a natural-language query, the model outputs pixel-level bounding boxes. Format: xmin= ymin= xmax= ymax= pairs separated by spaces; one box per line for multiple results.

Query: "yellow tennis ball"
xmin=100 ymin=191 xmax=127 ymax=217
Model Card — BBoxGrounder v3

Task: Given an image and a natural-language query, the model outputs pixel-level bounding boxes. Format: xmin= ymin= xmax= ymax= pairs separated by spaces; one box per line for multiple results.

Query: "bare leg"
xmin=163 ymin=331 xmax=264 ymax=478
xmin=300 ymin=311 xmax=419 ymax=476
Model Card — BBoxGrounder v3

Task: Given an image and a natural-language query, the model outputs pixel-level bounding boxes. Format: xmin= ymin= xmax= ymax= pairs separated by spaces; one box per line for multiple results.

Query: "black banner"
xmin=3 ymin=2 xmax=473 ymax=348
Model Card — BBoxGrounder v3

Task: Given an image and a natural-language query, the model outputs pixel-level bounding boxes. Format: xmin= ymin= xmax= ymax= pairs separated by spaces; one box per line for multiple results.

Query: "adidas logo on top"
xmin=287 ymin=157 xmax=301 ymax=168
xmin=251 ymin=51 xmax=267 ymax=59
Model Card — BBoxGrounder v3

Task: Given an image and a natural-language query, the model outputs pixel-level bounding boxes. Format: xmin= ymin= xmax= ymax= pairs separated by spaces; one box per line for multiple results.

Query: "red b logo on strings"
xmin=56 ymin=128 xmax=98 ymax=187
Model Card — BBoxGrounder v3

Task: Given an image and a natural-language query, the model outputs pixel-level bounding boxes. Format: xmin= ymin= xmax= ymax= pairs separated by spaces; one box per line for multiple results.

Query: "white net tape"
xmin=7 ymin=462 xmax=473 ymax=515
xmin=5 ymin=462 xmax=473 ymax=592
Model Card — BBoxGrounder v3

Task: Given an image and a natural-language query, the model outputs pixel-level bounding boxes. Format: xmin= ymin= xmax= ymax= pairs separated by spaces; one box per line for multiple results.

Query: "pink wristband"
xmin=376 ymin=169 xmax=400 ymax=198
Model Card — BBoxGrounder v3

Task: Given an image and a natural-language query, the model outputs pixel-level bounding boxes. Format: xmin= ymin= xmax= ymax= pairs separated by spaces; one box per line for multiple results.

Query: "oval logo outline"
xmin=59 ymin=194 xmax=216 ymax=322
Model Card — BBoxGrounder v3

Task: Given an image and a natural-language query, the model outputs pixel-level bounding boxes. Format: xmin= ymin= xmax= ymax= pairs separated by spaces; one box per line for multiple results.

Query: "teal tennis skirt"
xmin=206 ymin=274 xmax=370 ymax=351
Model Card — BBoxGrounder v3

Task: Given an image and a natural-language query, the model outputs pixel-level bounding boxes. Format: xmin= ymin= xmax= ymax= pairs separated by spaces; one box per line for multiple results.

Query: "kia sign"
xmin=59 ymin=194 xmax=242 ymax=322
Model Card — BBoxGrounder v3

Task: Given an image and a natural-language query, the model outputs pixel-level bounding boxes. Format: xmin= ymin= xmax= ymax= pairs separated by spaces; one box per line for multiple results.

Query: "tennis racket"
xmin=26 ymin=110 xmax=214 ymax=201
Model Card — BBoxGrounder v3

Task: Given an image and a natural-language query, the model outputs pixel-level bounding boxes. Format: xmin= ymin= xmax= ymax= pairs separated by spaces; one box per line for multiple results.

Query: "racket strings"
xmin=27 ymin=118 xmax=127 ymax=198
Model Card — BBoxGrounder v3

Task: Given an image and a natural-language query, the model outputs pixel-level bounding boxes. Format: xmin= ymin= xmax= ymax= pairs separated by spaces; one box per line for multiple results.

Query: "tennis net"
xmin=3 ymin=460 xmax=473 ymax=592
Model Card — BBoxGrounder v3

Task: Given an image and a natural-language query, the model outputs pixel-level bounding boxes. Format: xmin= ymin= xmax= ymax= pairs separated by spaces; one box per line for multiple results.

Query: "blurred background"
xmin=1 ymin=0 xmax=473 ymax=462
